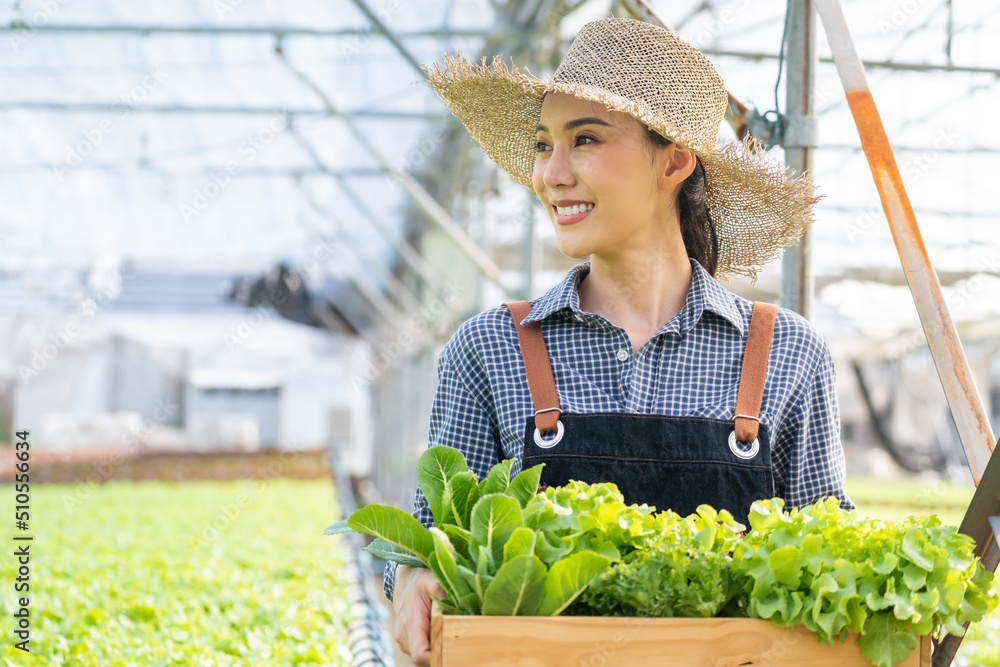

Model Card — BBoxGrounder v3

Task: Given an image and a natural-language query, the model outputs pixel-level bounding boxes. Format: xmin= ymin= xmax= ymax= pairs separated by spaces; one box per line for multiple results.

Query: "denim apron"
xmin=502 ymin=300 xmax=778 ymax=528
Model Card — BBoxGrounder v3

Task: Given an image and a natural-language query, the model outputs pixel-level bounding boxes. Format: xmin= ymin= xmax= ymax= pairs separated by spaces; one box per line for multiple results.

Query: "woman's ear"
xmin=660 ymin=145 xmax=697 ymax=183
xmin=655 ymin=145 xmax=697 ymax=203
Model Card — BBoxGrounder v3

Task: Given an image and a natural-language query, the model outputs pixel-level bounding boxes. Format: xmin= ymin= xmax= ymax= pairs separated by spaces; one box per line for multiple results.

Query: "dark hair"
xmin=644 ymin=128 xmax=719 ymax=276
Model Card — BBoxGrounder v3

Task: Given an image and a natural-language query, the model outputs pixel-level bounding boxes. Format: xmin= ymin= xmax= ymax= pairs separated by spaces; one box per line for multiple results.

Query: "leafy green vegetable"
xmin=345 ymin=504 xmax=434 ymax=564
xmin=479 ymin=458 xmax=513 ymax=496
xmin=417 ymin=445 xmax=471 ymax=526
xmin=440 ymin=524 xmax=473 ymax=563
xmin=323 ymin=518 xmax=351 ymax=535
xmin=470 ymin=493 xmax=524 ymax=569
xmin=521 ymin=479 xmax=658 ymax=565
xmin=503 ymin=527 xmax=539 ymax=560
xmin=329 ymin=448 xmax=651 ymax=616
xmin=428 ymin=528 xmax=478 ymax=614
xmin=362 ymin=537 xmax=425 ymax=568
xmin=440 ymin=470 xmax=479 ymax=529
xmin=482 ymin=555 xmax=547 ymax=615
xmin=578 ymin=505 xmax=745 ymax=618
xmin=537 ymin=551 xmax=614 ymax=616
xmin=328 ymin=445 xmax=998 ymax=667
xmin=505 ymin=463 xmax=544 ymax=508
xmin=962 ymin=574 xmax=1000 ymax=666
xmin=732 ymin=497 xmax=998 ymax=667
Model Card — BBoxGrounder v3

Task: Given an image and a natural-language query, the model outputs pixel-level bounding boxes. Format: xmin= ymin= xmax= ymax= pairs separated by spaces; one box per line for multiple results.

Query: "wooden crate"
xmin=430 ymin=600 xmax=931 ymax=666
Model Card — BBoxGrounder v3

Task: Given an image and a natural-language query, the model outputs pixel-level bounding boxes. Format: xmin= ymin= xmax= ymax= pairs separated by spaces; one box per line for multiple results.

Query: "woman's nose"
xmin=541 ymin=145 xmax=575 ymax=189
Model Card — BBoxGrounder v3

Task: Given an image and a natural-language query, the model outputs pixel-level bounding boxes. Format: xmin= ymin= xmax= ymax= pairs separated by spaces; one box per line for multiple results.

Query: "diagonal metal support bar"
xmin=932 ymin=440 xmax=1000 ymax=666
xmin=328 ymin=172 xmax=449 ymax=297
xmin=273 ymin=122 xmax=450 ymax=296
xmin=285 ymin=123 xmax=440 ymax=299
xmin=291 ymin=172 xmax=422 ymax=313
xmin=814 ymin=0 xmax=996 ymax=486
xmin=310 ymin=243 xmax=405 ymax=333
xmin=348 ymin=0 xmax=422 ymax=71
xmin=274 ymin=42 xmax=510 ymax=297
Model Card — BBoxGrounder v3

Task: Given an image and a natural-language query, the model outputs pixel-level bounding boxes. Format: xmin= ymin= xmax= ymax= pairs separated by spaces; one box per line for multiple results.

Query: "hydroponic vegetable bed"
xmin=0 ymin=478 xmax=355 ymax=666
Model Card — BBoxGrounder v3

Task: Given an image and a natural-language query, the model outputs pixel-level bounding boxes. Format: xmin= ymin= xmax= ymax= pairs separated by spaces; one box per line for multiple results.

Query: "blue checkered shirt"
xmin=383 ymin=256 xmax=854 ymax=603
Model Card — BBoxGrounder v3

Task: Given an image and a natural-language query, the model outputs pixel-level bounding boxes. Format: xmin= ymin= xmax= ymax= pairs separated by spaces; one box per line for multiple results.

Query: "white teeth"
xmin=555 ymin=203 xmax=594 ymax=216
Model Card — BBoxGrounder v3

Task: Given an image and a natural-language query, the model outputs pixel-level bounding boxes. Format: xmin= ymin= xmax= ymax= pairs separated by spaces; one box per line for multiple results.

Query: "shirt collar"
xmin=519 ymin=256 xmax=745 ymax=337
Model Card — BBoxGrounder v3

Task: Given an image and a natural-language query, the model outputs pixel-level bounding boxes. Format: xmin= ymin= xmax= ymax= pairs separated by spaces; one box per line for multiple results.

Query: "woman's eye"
xmin=534 ymin=136 xmax=597 ymax=152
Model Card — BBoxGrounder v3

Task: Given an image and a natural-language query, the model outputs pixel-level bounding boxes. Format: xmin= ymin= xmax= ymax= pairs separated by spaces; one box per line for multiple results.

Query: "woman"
xmin=386 ymin=17 xmax=853 ymax=665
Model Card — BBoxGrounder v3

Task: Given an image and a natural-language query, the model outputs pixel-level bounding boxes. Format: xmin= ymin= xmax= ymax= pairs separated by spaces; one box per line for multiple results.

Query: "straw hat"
xmin=420 ymin=17 xmax=821 ymax=280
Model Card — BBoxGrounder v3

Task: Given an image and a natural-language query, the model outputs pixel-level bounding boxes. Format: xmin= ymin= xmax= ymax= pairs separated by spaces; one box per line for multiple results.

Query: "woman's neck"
xmin=577 ymin=244 xmax=694 ymax=334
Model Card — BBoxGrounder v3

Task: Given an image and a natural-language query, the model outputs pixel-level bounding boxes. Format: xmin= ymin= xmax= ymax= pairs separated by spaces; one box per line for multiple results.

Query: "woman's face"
xmin=531 ymin=91 xmax=693 ymax=260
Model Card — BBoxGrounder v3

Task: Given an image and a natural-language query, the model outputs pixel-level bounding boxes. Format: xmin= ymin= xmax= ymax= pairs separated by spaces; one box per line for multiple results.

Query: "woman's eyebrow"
xmin=536 ymin=117 xmax=612 ymax=133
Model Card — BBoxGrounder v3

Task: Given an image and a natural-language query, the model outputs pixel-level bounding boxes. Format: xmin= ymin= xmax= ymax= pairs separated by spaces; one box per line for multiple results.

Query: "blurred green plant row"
xmin=0 ymin=479 xmax=355 ymax=666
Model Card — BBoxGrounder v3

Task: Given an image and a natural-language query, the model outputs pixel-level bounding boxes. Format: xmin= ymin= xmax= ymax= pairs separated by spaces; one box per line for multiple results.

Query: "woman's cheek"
xmin=531 ymin=162 xmax=546 ymax=198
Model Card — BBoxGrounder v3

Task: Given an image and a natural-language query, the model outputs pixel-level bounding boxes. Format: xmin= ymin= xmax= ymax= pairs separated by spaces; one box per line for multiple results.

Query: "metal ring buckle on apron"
xmin=728 ymin=431 xmax=759 ymax=459
xmin=533 ymin=407 xmax=564 ymax=449
xmin=729 ymin=414 xmax=760 ymax=459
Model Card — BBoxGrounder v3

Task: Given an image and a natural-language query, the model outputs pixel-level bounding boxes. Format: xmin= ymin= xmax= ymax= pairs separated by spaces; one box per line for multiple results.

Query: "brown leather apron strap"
xmin=734 ymin=301 xmax=779 ymax=444
xmin=503 ymin=301 xmax=561 ymax=433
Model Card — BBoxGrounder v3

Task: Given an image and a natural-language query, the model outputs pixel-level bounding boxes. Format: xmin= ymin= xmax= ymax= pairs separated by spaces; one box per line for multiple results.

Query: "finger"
xmin=422 ymin=580 xmax=446 ymax=599
xmin=393 ymin=623 xmax=410 ymax=656
xmin=412 ymin=643 xmax=431 ymax=667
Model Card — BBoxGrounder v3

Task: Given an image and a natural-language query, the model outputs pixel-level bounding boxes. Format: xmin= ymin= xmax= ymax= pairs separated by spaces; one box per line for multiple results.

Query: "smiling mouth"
xmin=552 ymin=203 xmax=594 ymax=226
xmin=553 ymin=203 xmax=594 ymax=216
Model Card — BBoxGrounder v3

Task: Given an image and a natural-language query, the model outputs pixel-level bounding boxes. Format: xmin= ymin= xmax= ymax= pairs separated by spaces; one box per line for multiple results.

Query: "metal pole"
xmin=780 ymin=0 xmax=818 ymax=318
xmin=815 ymin=0 xmax=996 ymax=485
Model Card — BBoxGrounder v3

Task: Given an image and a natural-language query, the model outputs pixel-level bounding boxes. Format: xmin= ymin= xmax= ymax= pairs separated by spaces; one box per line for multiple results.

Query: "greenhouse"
xmin=1 ymin=0 xmax=998 ymax=665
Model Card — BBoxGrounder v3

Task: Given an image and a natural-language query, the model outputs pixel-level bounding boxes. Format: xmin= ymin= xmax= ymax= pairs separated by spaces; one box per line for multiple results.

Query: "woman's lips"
xmin=554 ymin=205 xmax=592 ymax=225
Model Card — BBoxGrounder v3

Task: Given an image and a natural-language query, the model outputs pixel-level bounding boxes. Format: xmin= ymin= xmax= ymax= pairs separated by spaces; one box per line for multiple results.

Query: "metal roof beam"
xmin=0 ymin=101 xmax=448 ymax=120
xmin=0 ymin=24 xmax=506 ymax=38
xmin=1 ymin=165 xmax=388 ymax=176
xmin=702 ymin=48 xmax=1000 ymax=76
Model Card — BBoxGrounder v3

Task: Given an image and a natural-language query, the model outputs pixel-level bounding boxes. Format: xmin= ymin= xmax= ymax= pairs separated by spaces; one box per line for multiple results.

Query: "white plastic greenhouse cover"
xmin=1 ymin=0 xmax=999 ymax=341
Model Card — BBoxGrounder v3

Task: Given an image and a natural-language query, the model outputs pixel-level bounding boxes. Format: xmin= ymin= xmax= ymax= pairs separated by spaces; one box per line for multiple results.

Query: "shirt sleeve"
xmin=772 ymin=335 xmax=856 ymax=512
xmin=383 ymin=334 xmax=501 ymax=604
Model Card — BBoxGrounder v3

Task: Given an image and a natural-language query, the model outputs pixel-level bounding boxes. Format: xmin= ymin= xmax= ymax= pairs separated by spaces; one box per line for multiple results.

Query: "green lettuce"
xmin=325 ymin=448 xmax=998 ymax=664
xmin=732 ymin=497 xmax=998 ymax=667
xmin=325 ymin=446 xmax=652 ymax=615
xmin=577 ymin=504 xmax=746 ymax=618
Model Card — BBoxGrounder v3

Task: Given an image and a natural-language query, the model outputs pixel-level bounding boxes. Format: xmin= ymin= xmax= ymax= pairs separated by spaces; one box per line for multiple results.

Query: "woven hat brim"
xmin=422 ymin=53 xmax=822 ymax=280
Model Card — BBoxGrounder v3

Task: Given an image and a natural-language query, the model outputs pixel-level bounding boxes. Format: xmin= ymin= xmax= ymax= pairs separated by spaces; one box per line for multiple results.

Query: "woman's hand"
xmin=392 ymin=564 xmax=446 ymax=667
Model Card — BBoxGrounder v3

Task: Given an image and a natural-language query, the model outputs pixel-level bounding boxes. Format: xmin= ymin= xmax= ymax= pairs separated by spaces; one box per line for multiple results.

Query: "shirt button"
xmin=616 ymin=349 xmax=630 ymax=362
